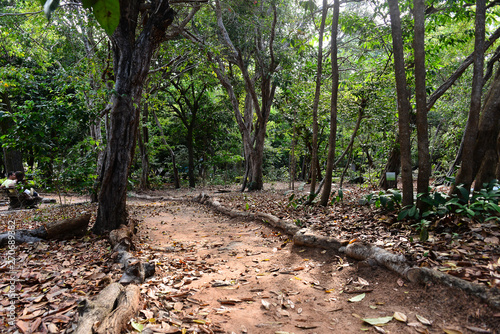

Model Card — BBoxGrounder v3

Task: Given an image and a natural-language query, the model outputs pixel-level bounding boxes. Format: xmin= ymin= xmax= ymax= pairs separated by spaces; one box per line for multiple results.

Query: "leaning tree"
xmin=43 ymin=0 xmax=200 ymax=233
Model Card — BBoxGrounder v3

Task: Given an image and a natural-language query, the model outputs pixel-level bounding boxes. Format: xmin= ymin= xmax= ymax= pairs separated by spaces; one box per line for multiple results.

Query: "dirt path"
xmin=132 ymin=200 xmax=498 ymax=334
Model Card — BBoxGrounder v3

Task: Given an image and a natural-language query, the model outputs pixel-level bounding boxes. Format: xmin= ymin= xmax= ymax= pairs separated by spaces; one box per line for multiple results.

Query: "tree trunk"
xmin=309 ymin=0 xmax=328 ymax=200
xmin=187 ymin=127 xmax=195 ymax=188
xmin=90 ymin=117 xmax=105 ymax=202
xmin=320 ymin=0 xmax=340 ymax=206
xmin=471 ymin=67 xmax=500 ymax=188
xmin=151 ymin=109 xmax=180 ymax=189
xmin=388 ymin=0 xmax=413 ymax=206
xmin=451 ymin=0 xmax=486 ymax=198
xmin=139 ymin=104 xmax=150 ymax=190
xmin=379 ymin=142 xmax=400 ymax=190
xmin=94 ymin=1 xmax=175 ymax=234
xmin=0 ymin=92 xmax=24 ymax=174
xmin=414 ymin=0 xmax=430 ymax=206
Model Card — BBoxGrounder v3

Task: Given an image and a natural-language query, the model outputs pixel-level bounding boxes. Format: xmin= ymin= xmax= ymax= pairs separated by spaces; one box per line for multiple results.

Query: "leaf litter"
xmin=0 ymin=185 xmax=499 ymax=333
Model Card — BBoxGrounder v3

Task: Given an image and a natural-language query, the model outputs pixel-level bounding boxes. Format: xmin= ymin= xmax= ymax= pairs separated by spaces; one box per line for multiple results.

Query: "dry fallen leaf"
xmin=416 ymin=314 xmax=432 ymax=326
xmin=361 ymin=316 xmax=393 ymax=326
xmin=348 ymin=293 xmax=366 ymax=302
xmin=393 ymin=311 xmax=407 ymax=322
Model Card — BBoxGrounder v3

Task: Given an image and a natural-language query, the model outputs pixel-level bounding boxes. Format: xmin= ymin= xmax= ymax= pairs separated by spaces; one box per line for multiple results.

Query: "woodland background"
xmin=1 ymin=0 xmax=500 ymax=231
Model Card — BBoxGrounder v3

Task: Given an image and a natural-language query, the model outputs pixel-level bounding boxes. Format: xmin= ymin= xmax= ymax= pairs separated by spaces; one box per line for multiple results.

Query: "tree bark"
xmin=309 ymin=0 xmax=328 ymax=200
xmin=471 ymin=68 xmax=500 ymax=188
xmin=0 ymin=92 xmax=24 ymax=174
xmin=414 ymin=0 xmax=430 ymax=206
xmin=388 ymin=0 xmax=413 ymax=206
xmin=320 ymin=0 xmax=340 ymax=206
xmin=0 ymin=214 xmax=90 ymax=246
xmin=94 ymin=1 xmax=175 ymax=234
xmin=451 ymin=0 xmax=486 ymax=198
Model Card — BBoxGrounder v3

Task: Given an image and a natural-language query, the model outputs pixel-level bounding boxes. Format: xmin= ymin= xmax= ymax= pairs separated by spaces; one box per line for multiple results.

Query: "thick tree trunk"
xmin=471 ymin=68 xmax=500 ymax=188
xmin=388 ymin=0 xmax=413 ymax=206
xmin=414 ymin=0 xmax=430 ymax=206
xmin=94 ymin=1 xmax=175 ymax=234
xmin=451 ymin=0 xmax=486 ymax=198
xmin=248 ymin=127 xmax=265 ymax=190
xmin=320 ymin=0 xmax=340 ymax=206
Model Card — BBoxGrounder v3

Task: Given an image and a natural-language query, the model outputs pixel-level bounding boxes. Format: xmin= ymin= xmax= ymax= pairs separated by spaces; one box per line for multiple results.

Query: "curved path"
xmin=131 ymin=199 xmax=498 ymax=334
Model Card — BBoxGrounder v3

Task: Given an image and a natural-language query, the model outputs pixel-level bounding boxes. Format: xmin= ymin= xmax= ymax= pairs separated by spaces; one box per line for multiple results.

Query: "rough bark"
xmin=320 ymin=0 xmax=340 ymax=207
xmin=309 ymin=0 xmax=328 ymax=200
xmin=471 ymin=68 xmax=500 ymax=188
xmin=379 ymin=140 xmax=401 ymax=190
xmin=94 ymin=0 xmax=176 ymax=234
xmin=0 ymin=214 xmax=90 ymax=246
xmin=451 ymin=0 xmax=486 ymax=197
xmin=388 ymin=0 xmax=413 ymax=206
xmin=109 ymin=223 xmax=155 ymax=284
xmin=94 ymin=285 xmax=141 ymax=334
xmin=74 ymin=283 xmax=124 ymax=334
xmin=414 ymin=0 xmax=430 ymax=206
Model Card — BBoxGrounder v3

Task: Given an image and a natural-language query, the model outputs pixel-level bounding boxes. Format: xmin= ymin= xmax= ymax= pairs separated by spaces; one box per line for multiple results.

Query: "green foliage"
xmin=364 ymin=189 xmax=402 ymax=211
xmin=43 ymin=0 xmax=120 ymax=36
xmin=330 ymin=188 xmax=344 ymax=205
xmin=398 ymin=180 xmax=500 ymax=224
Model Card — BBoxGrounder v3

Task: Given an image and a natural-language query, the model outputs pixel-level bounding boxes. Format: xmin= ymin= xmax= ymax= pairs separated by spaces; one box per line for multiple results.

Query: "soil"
xmin=1 ymin=184 xmax=499 ymax=334
xmin=127 ymin=183 xmax=500 ymax=334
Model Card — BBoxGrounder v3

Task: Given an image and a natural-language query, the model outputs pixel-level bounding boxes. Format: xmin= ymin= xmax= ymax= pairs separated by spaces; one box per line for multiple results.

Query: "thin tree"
xmin=388 ymin=0 xmax=413 ymax=206
xmin=320 ymin=0 xmax=340 ymax=206
xmin=414 ymin=0 xmax=430 ymax=207
xmin=309 ymin=0 xmax=328 ymax=202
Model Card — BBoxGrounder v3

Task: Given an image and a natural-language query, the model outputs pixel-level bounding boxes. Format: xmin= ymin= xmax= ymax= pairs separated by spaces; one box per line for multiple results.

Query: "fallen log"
xmin=74 ymin=283 xmax=124 ymax=334
xmin=95 ymin=284 xmax=142 ymax=334
xmin=0 ymin=213 xmax=90 ymax=246
xmin=109 ymin=223 xmax=155 ymax=284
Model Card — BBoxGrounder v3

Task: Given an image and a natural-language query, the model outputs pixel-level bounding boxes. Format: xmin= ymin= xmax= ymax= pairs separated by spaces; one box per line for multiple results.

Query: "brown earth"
xmin=128 ymin=183 xmax=500 ymax=334
xmin=1 ymin=184 xmax=499 ymax=333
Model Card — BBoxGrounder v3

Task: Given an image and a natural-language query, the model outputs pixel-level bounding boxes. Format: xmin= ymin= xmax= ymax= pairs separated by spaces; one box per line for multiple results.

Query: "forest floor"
xmin=0 ymin=182 xmax=499 ymax=334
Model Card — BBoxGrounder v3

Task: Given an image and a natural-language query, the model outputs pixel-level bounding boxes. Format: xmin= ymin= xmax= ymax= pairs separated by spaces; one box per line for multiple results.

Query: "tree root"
xmin=191 ymin=193 xmax=500 ymax=310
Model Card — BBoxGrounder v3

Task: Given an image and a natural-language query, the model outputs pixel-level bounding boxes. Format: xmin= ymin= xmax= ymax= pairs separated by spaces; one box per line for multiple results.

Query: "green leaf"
xmin=81 ymin=0 xmax=99 ymax=9
xmin=362 ymin=316 xmax=393 ymax=326
xmin=419 ymin=227 xmax=429 ymax=242
xmin=131 ymin=321 xmax=144 ymax=332
xmin=93 ymin=0 xmax=120 ymax=36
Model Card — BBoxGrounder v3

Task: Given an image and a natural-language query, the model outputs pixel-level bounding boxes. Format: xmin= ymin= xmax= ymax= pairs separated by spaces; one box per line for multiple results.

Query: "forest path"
xmin=132 ymin=199 xmax=496 ymax=334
